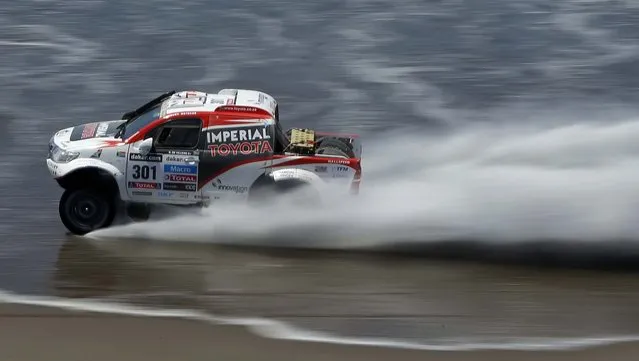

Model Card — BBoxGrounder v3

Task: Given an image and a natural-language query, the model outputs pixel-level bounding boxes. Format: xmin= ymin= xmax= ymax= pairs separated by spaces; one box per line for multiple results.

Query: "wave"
xmin=1 ymin=288 xmax=638 ymax=351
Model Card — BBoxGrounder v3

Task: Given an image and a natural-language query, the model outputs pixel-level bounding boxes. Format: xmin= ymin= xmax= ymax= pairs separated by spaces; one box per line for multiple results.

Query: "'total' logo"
xmin=164 ymin=174 xmax=197 ymax=183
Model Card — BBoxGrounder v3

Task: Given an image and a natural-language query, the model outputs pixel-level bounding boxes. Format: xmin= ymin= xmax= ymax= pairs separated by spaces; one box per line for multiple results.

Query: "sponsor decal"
xmin=208 ymin=141 xmax=273 ymax=157
xmin=205 ymin=126 xmax=273 ymax=157
xmin=164 ymin=174 xmax=197 ymax=183
xmin=129 ymin=153 xmax=162 ymax=162
xmin=327 ymin=159 xmax=349 ymax=165
xmin=95 ymin=122 xmax=109 ymax=137
xmin=116 ymin=151 xmax=126 ymax=158
xmin=168 ymin=150 xmax=194 ymax=155
xmin=165 ymin=155 xmax=187 ymax=162
xmin=335 ymin=166 xmax=349 ymax=172
xmin=81 ymin=123 xmax=98 ymax=139
xmin=163 ymin=182 xmax=197 ymax=191
xmin=164 ymin=164 xmax=197 ymax=174
xmin=207 ymin=128 xmax=270 ymax=143
xmin=212 ymin=179 xmax=248 ymax=194
xmin=70 ymin=122 xmax=121 ymax=141
xmin=276 ymin=169 xmax=297 ymax=178
xmin=210 ymin=98 xmax=225 ymax=105
xmin=157 ymin=191 xmax=174 ymax=197
xmin=128 ymin=181 xmax=161 ymax=189
xmin=132 ymin=191 xmax=152 ymax=196
xmin=275 ymin=169 xmax=315 ymax=182
xmin=163 ymin=107 xmax=199 ymax=117
xmin=221 ymin=106 xmax=259 ymax=112
xmin=179 ymin=193 xmax=190 ymax=199
xmin=90 ymin=149 xmax=102 ymax=158
xmin=216 ymin=184 xmax=248 ymax=193
xmin=173 ymin=111 xmax=197 ymax=116
xmin=226 ymin=98 xmax=234 ymax=105
xmin=315 ymin=166 xmax=327 ymax=173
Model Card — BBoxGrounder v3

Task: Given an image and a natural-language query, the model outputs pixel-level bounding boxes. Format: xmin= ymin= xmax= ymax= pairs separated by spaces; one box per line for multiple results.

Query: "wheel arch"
xmin=56 ymin=167 xmax=122 ymax=200
xmin=271 ymin=168 xmax=324 ymax=187
xmin=247 ymin=168 xmax=325 ymax=203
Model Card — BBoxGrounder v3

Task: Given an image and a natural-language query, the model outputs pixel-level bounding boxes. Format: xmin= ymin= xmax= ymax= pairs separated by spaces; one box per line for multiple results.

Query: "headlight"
xmin=49 ymin=144 xmax=80 ymax=163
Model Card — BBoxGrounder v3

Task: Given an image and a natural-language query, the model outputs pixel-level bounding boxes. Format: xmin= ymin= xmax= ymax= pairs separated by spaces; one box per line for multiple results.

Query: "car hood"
xmin=53 ymin=120 xmax=126 ymax=150
xmin=69 ymin=120 xmax=125 ymax=141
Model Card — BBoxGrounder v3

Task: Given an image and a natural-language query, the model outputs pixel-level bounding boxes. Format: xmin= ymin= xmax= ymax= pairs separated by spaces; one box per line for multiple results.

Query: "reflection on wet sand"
xmin=51 ymin=237 xmax=639 ymax=342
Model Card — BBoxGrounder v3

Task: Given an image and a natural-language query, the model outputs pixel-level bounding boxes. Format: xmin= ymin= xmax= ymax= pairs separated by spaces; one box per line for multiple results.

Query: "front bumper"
xmin=46 ymin=158 xmax=63 ymax=178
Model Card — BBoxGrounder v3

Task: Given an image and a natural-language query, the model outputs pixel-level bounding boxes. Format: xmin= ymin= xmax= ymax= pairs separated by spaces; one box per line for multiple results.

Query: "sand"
xmin=0 ymin=304 xmax=636 ymax=361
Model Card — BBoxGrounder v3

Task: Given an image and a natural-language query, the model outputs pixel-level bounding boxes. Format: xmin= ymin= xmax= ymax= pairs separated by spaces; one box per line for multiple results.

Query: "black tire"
xmin=316 ymin=138 xmax=354 ymax=158
xmin=59 ymin=188 xmax=116 ymax=235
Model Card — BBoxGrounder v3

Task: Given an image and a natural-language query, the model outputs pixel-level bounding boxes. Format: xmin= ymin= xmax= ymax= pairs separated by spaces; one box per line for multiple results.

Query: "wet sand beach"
xmin=1 ymin=303 xmax=638 ymax=361
xmin=2 ymin=239 xmax=639 ymax=360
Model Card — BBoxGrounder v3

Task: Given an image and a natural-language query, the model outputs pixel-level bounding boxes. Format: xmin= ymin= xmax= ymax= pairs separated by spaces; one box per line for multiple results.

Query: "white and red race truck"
xmin=46 ymin=89 xmax=363 ymax=235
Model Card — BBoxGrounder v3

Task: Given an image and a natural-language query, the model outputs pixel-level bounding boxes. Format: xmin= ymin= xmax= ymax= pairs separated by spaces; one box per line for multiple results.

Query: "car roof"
xmin=161 ymin=89 xmax=277 ymax=119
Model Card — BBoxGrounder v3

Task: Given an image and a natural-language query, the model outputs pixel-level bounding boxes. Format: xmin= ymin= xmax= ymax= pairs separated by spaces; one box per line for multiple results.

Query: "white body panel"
xmin=200 ymin=160 xmax=270 ymax=203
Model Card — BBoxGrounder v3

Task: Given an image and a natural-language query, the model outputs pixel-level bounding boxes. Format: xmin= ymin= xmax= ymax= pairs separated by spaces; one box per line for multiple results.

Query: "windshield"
xmin=120 ymin=104 xmax=162 ymax=139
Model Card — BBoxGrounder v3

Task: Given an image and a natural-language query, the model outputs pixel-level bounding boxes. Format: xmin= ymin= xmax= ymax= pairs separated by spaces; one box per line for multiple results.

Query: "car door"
xmin=198 ymin=121 xmax=275 ymax=202
xmin=126 ymin=117 xmax=203 ymax=204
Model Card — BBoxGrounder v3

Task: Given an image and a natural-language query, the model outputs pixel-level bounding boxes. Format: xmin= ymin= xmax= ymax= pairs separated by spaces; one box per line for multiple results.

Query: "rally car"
xmin=46 ymin=89 xmax=363 ymax=235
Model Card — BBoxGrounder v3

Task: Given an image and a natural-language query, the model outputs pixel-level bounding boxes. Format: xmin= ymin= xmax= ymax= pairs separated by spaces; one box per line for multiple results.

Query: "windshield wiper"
xmin=114 ymin=122 xmax=126 ymax=139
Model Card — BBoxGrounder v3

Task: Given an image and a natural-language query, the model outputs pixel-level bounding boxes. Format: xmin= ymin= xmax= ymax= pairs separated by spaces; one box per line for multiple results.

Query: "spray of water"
xmin=87 ymin=117 xmax=639 ymax=248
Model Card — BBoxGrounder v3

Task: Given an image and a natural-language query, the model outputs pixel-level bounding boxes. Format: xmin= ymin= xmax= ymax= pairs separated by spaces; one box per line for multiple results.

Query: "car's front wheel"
xmin=59 ymin=188 xmax=116 ymax=235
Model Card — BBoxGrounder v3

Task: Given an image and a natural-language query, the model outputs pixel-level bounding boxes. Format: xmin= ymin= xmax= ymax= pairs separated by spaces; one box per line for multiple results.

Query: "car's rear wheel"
xmin=59 ymin=188 xmax=116 ymax=235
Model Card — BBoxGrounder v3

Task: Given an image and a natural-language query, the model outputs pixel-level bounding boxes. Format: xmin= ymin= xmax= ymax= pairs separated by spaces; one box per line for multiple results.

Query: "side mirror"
xmin=138 ymin=138 xmax=153 ymax=155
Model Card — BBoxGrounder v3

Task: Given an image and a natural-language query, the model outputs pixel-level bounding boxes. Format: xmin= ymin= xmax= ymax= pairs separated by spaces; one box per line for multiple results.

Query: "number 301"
xmin=132 ymin=165 xmax=157 ymax=180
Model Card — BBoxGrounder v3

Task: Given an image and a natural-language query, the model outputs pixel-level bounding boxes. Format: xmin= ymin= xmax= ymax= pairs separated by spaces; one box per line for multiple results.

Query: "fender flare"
xmin=55 ymin=159 xmax=126 ymax=199
xmin=270 ymin=168 xmax=327 ymax=192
